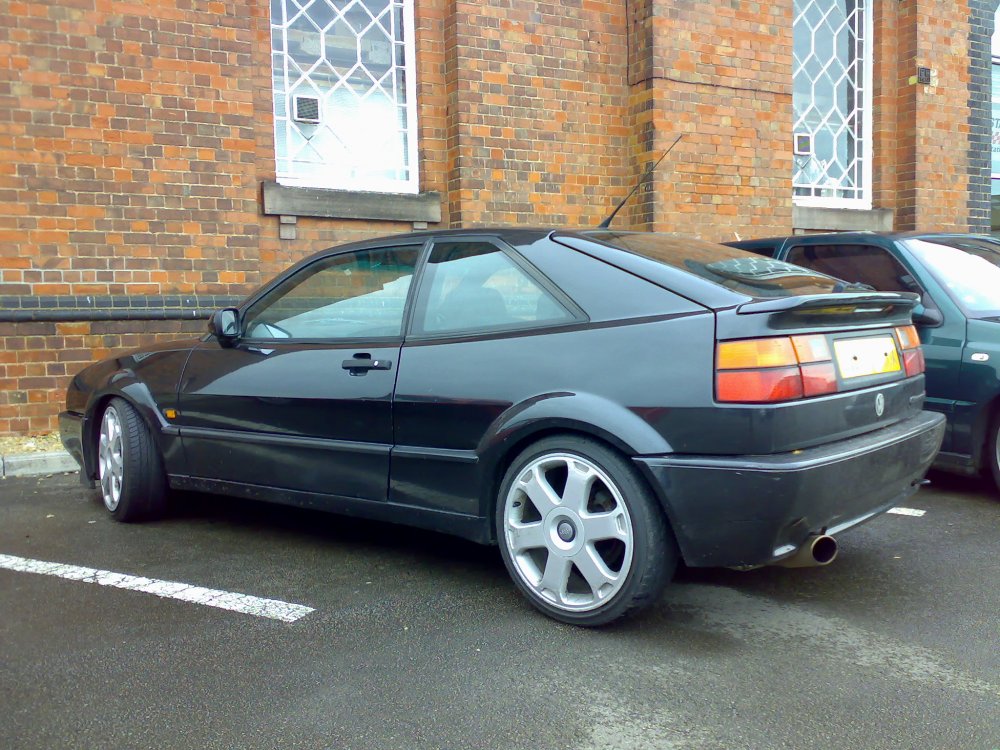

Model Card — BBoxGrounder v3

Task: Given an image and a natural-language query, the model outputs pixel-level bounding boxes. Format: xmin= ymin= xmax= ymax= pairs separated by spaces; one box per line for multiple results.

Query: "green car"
xmin=730 ymin=232 xmax=1000 ymax=494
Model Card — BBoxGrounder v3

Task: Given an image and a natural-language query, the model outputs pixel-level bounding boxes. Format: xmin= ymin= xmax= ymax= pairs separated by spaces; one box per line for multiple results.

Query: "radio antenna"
xmin=597 ymin=134 xmax=683 ymax=229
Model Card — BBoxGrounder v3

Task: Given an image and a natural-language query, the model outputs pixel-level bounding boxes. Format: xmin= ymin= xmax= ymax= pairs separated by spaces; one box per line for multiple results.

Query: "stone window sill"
xmin=262 ymin=181 xmax=441 ymax=224
xmin=793 ymin=206 xmax=894 ymax=233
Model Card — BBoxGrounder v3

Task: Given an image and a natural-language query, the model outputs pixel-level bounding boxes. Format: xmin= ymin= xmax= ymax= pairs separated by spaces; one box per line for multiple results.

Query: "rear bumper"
xmin=635 ymin=410 xmax=946 ymax=568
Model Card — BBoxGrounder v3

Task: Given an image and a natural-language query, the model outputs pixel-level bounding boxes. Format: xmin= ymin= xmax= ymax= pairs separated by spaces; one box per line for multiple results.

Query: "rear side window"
xmin=413 ymin=240 xmax=575 ymax=335
xmin=588 ymin=231 xmax=840 ymax=298
xmin=786 ymin=244 xmax=920 ymax=294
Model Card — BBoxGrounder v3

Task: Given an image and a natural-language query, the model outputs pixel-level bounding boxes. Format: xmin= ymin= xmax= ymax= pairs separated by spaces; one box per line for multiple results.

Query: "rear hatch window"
xmin=585 ymin=230 xmax=843 ymax=298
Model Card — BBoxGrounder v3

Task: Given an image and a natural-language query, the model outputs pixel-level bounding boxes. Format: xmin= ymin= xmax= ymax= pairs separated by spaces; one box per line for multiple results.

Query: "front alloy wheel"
xmin=98 ymin=405 xmax=125 ymax=512
xmin=497 ymin=436 xmax=677 ymax=626
xmin=94 ymin=397 xmax=167 ymax=522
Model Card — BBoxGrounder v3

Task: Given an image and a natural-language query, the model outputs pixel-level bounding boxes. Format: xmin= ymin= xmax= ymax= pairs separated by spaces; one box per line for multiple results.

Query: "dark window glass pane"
xmin=244 ymin=246 xmax=419 ymax=340
xmin=416 ymin=241 xmax=573 ymax=334
xmin=589 ymin=231 xmax=840 ymax=298
xmin=786 ymin=244 xmax=916 ymax=293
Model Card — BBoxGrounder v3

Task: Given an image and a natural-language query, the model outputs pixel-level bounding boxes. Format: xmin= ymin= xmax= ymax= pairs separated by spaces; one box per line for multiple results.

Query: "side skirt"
xmin=167 ymin=475 xmax=494 ymax=545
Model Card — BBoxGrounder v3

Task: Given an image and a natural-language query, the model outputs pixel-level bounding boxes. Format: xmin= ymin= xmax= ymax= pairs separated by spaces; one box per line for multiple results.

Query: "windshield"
xmin=586 ymin=231 xmax=843 ymax=298
xmin=903 ymin=239 xmax=1000 ymax=318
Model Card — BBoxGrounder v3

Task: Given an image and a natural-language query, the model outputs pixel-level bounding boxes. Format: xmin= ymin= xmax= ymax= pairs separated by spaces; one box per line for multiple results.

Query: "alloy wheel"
xmin=502 ymin=452 xmax=634 ymax=613
xmin=98 ymin=406 xmax=124 ymax=512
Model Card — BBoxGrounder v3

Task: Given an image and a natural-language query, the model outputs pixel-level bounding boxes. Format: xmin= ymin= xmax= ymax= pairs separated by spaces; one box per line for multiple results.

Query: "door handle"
xmin=342 ymin=356 xmax=392 ymax=373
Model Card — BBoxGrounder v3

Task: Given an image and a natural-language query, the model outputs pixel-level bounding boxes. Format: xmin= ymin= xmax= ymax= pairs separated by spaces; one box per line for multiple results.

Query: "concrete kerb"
xmin=1 ymin=451 xmax=79 ymax=479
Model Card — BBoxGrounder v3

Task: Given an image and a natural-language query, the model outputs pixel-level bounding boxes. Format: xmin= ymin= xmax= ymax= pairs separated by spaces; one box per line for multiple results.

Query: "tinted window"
xmin=414 ymin=241 xmax=574 ymax=335
xmin=243 ymin=245 xmax=419 ymax=340
xmin=588 ymin=231 xmax=840 ymax=298
xmin=727 ymin=239 xmax=783 ymax=257
xmin=786 ymin=244 xmax=919 ymax=293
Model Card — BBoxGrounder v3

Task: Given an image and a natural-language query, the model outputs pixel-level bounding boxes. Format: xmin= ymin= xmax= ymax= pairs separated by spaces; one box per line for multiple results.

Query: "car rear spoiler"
xmin=736 ymin=292 xmax=920 ymax=330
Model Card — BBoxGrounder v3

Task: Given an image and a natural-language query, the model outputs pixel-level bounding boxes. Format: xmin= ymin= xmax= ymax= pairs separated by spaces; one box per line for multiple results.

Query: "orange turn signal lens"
xmin=717 ymin=338 xmax=798 ymax=370
xmin=895 ymin=325 xmax=921 ymax=350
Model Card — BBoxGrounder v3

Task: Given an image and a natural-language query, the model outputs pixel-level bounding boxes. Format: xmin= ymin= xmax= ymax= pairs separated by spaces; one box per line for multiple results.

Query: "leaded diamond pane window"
xmin=270 ymin=0 xmax=418 ymax=193
xmin=793 ymin=0 xmax=872 ymax=208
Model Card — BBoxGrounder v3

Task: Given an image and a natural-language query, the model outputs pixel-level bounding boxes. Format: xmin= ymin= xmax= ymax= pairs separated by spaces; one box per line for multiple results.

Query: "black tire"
xmin=95 ymin=397 xmax=167 ymax=522
xmin=495 ymin=435 xmax=677 ymax=626
xmin=987 ymin=412 xmax=1000 ymax=496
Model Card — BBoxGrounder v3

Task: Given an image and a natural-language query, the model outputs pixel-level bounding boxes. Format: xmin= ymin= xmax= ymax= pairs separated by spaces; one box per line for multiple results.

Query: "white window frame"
xmin=270 ymin=0 xmax=420 ymax=194
xmin=792 ymin=0 xmax=874 ymax=211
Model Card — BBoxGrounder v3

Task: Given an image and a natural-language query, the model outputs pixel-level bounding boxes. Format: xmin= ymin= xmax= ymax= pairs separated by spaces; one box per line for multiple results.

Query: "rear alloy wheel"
xmin=496 ymin=436 xmax=677 ymax=626
xmin=96 ymin=398 xmax=167 ymax=522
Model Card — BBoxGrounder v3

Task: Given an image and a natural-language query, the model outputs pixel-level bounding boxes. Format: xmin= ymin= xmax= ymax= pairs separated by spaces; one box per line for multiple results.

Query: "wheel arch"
xmin=978 ymin=394 xmax=1000 ymax=472
xmin=82 ymin=376 xmax=171 ymax=480
xmin=967 ymin=393 xmax=1000 ymax=474
xmin=476 ymin=395 xmax=681 ymax=550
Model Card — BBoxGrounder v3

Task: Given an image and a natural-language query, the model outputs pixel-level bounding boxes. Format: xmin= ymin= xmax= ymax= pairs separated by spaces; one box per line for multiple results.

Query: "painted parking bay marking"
xmin=888 ymin=507 xmax=926 ymax=517
xmin=0 ymin=554 xmax=314 ymax=623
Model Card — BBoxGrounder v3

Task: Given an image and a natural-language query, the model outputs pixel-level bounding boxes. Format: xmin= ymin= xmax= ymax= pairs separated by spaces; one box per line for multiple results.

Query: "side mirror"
xmin=912 ymin=303 xmax=943 ymax=328
xmin=209 ymin=308 xmax=240 ymax=344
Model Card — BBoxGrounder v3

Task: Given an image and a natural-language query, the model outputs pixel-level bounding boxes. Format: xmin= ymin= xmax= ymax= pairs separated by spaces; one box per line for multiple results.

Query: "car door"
xmin=901 ymin=236 xmax=1000 ymax=460
xmin=176 ymin=242 xmax=422 ymax=502
xmin=390 ymin=237 xmax=583 ymax=516
xmin=783 ymin=241 xmax=964 ymax=450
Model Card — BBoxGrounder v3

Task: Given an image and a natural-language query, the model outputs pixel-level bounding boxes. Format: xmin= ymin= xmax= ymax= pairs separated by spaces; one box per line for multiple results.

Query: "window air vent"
xmin=793 ymin=132 xmax=813 ymax=157
xmin=293 ymin=96 xmax=321 ymax=124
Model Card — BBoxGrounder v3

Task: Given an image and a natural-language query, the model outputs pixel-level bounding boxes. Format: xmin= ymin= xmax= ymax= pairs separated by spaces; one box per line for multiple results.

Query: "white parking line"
xmin=888 ymin=507 xmax=926 ymax=517
xmin=0 ymin=554 xmax=315 ymax=623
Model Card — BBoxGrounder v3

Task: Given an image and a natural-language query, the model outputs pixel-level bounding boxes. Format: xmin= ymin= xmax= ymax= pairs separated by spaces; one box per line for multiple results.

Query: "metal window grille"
xmin=270 ymin=0 xmax=419 ymax=193
xmin=792 ymin=0 xmax=873 ymax=209
xmin=293 ymin=96 xmax=321 ymax=123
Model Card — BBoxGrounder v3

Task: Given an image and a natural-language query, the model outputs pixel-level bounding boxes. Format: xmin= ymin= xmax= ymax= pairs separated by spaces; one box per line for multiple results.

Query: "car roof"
xmin=734 ymin=231 xmax=1000 ymax=245
xmin=283 ymin=227 xmax=559 ymax=270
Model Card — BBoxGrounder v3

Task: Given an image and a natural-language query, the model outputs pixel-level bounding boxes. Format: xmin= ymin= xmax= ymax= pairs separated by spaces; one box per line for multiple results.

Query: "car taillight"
xmin=895 ymin=325 xmax=925 ymax=377
xmin=716 ymin=366 xmax=804 ymax=403
xmin=717 ymin=334 xmax=837 ymax=403
xmin=717 ymin=327 xmax=923 ymax=404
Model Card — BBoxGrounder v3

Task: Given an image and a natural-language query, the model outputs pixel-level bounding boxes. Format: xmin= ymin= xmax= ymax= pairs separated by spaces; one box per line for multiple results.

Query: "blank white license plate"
xmin=833 ymin=336 xmax=901 ymax=379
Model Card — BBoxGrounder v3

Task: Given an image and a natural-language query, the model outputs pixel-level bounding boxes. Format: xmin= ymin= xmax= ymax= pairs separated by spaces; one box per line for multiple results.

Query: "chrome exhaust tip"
xmin=775 ymin=534 xmax=838 ymax=568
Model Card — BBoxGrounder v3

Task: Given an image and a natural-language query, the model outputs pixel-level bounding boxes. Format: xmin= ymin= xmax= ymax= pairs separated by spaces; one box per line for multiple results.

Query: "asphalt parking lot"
xmin=1 ymin=470 xmax=998 ymax=750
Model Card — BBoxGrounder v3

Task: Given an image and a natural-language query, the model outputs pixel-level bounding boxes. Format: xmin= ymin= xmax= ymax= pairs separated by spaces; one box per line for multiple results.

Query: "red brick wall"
xmin=873 ymin=1 xmax=900 ymax=218
xmin=443 ymin=0 xmax=630 ymax=228
xmin=891 ymin=0 xmax=975 ymax=231
xmin=0 ymin=320 xmax=204 ymax=434
xmin=0 ymin=0 xmax=262 ymax=298
xmin=627 ymin=0 xmax=795 ymax=240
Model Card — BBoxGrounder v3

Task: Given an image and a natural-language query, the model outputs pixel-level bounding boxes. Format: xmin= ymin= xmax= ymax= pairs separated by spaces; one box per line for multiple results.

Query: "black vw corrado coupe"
xmin=60 ymin=229 xmax=946 ymax=625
